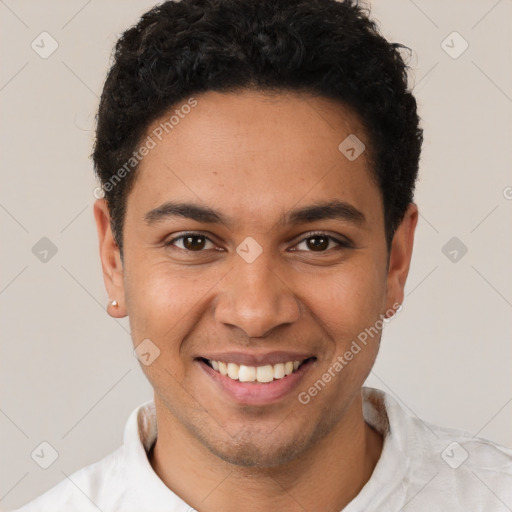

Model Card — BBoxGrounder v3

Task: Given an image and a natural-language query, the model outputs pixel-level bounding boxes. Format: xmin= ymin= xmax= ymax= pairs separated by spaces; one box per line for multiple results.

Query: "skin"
xmin=94 ymin=90 xmax=417 ymax=512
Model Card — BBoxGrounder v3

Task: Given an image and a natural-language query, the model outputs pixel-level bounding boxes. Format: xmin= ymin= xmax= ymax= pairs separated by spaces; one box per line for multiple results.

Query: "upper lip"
xmin=196 ymin=351 xmax=316 ymax=367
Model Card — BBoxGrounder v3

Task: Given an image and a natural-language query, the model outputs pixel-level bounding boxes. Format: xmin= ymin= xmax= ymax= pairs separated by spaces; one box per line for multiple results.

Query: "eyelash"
xmin=165 ymin=231 xmax=351 ymax=253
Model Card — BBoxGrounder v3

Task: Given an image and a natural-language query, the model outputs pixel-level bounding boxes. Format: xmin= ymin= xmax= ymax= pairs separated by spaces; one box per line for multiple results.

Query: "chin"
xmin=207 ymin=434 xmax=308 ymax=468
xmin=210 ymin=405 xmax=347 ymax=468
xmin=198 ymin=414 xmax=333 ymax=468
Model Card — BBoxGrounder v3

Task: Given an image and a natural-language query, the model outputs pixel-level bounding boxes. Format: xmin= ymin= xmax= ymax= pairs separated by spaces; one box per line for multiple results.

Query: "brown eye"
xmin=167 ymin=233 xmax=215 ymax=251
xmin=306 ymin=236 xmax=330 ymax=251
xmin=183 ymin=235 xmax=206 ymax=251
xmin=293 ymin=233 xmax=349 ymax=253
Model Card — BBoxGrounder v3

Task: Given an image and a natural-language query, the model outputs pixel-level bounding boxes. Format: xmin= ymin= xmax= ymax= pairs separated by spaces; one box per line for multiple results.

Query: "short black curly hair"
xmin=93 ymin=0 xmax=422 ymax=253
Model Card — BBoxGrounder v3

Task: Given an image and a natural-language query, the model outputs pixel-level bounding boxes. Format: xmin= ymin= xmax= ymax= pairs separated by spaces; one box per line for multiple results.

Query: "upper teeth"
xmin=210 ymin=360 xmax=301 ymax=383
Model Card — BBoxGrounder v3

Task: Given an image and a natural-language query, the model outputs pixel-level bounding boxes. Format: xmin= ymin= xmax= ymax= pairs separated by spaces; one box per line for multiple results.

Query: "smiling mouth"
xmin=198 ymin=357 xmax=316 ymax=384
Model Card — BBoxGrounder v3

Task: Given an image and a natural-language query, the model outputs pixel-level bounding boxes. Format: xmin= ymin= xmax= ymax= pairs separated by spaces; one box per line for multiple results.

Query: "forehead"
xmin=127 ymin=90 xmax=383 ymax=229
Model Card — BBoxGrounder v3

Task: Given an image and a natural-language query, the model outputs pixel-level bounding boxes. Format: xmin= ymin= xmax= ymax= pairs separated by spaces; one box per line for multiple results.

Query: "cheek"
xmin=300 ymin=256 xmax=387 ymax=338
xmin=123 ymin=263 xmax=227 ymax=395
xmin=123 ymin=261 xmax=222 ymax=351
xmin=297 ymin=262 xmax=387 ymax=400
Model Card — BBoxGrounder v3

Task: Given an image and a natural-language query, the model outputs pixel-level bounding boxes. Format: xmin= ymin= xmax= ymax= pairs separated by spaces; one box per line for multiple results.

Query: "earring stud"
xmin=111 ymin=300 xmax=118 ymax=308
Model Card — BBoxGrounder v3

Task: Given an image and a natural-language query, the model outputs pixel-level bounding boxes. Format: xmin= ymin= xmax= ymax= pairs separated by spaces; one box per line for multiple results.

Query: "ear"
xmin=385 ymin=203 xmax=418 ymax=314
xmin=93 ymin=198 xmax=127 ymax=318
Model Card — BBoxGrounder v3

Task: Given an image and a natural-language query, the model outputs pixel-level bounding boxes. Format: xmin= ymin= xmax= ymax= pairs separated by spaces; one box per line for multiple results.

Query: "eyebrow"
xmin=144 ymin=202 xmax=231 ymax=226
xmin=144 ymin=199 xmax=366 ymax=228
xmin=285 ymin=200 xmax=365 ymax=226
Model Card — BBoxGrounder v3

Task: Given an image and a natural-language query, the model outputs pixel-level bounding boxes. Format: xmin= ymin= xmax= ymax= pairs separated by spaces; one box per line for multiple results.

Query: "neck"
xmin=149 ymin=392 xmax=383 ymax=512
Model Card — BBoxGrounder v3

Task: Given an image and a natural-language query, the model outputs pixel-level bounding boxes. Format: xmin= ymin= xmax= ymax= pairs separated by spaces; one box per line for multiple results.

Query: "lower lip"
xmin=197 ymin=359 xmax=314 ymax=406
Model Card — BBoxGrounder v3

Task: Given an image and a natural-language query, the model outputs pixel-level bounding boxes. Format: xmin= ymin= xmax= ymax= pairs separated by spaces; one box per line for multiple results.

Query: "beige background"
xmin=1 ymin=0 xmax=511 ymax=509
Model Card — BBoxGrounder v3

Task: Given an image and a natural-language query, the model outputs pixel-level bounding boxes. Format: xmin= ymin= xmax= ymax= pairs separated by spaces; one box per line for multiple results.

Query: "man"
xmin=14 ymin=0 xmax=512 ymax=510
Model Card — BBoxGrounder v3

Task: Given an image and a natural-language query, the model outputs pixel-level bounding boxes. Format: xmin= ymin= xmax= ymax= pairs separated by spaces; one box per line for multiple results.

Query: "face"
xmin=95 ymin=90 xmax=417 ymax=467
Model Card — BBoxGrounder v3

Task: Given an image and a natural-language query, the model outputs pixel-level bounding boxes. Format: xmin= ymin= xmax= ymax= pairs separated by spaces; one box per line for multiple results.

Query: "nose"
xmin=214 ymin=253 xmax=301 ymax=338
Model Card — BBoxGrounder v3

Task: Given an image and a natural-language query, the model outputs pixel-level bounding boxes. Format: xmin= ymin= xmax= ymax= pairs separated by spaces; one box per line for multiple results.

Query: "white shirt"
xmin=12 ymin=387 xmax=512 ymax=511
